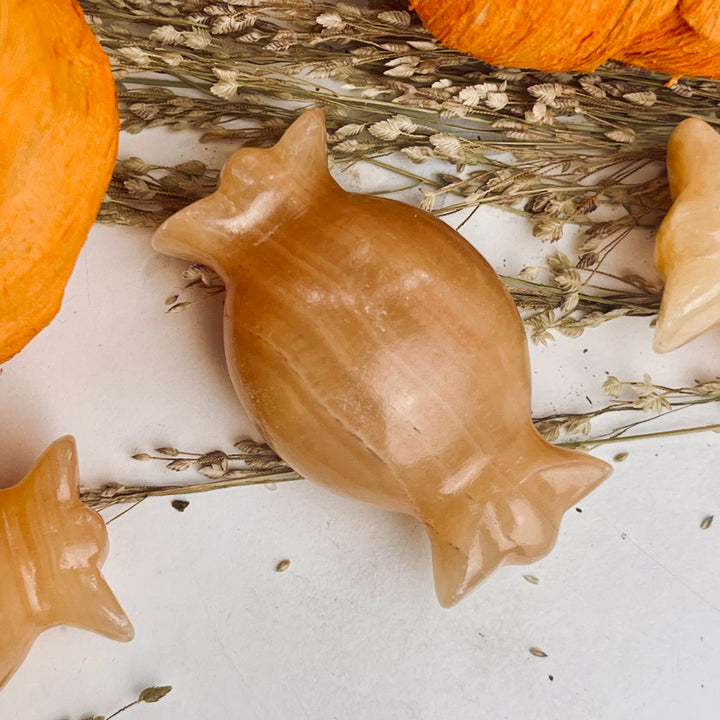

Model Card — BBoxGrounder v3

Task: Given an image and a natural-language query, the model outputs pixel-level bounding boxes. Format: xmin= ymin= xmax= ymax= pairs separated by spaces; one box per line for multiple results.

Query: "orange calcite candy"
xmin=152 ymin=109 xmax=612 ymax=606
xmin=654 ymin=118 xmax=720 ymax=352
xmin=0 ymin=437 xmax=133 ymax=690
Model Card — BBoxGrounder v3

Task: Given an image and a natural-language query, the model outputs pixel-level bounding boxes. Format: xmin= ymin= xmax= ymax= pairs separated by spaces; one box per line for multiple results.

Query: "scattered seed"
xmin=700 ymin=515 xmax=714 ymax=530
xmin=530 ymin=647 xmax=548 ymax=658
xmin=139 ymin=685 xmax=173 ymax=703
xmin=171 ymin=499 xmax=190 ymax=512
xmin=276 ymin=559 xmax=291 ymax=572
xmin=523 ymin=574 xmax=540 ymax=584
xmin=167 ymin=302 xmax=193 ymax=313
xmin=613 ymin=451 xmax=629 ymax=462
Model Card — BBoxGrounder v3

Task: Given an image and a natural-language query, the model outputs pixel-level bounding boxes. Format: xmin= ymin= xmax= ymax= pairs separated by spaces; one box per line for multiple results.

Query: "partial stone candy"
xmin=0 ymin=437 xmax=133 ymax=689
xmin=654 ymin=118 xmax=720 ymax=352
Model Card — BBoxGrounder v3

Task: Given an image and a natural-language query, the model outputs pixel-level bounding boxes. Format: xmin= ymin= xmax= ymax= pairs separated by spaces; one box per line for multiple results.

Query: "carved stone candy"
xmin=654 ymin=117 xmax=720 ymax=352
xmin=0 ymin=437 xmax=133 ymax=689
xmin=153 ymin=109 xmax=612 ymax=606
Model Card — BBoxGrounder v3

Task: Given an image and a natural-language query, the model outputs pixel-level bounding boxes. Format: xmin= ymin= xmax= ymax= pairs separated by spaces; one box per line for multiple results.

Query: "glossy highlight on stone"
xmin=654 ymin=118 xmax=720 ymax=352
xmin=152 ymin=109 xmax=612 ymax=606
xmin=0 ymin=437 xmax=133 ymax=690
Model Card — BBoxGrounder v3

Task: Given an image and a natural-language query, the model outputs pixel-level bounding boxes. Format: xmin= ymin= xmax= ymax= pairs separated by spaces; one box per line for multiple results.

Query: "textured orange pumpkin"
xmin=409 ymin=0 xmax=720 ymax=78
xmin=152 ymin=110 xmax=612 ymax=606
xmin=617 ymin=3 xmax=720 ymax=78
xmin=0 ymin=0 xmax=119 ymax=364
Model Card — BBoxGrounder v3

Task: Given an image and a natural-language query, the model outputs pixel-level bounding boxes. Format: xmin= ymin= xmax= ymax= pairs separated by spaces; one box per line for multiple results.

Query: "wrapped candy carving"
xmin=653 ymin=118 xmax=720 ymax=352
xmin=0 ymin=437 xmax=133 ymax=689
xmin=153 ymin=109 xmax=612 ymax=606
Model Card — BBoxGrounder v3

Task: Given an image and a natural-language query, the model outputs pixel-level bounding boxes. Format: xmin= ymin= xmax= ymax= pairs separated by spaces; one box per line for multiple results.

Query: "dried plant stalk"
xmin=80 ymin=0 xmax=713 ymax=332
xmin=82 ymin=380 xmax=720 ymax=511
xmin=82 ymin=439 xmax=300 ymax=511
xmin=81 ymin=470 xmax=300 ymax=512
xmin=87 ymin=0 xmax=683 ymax=229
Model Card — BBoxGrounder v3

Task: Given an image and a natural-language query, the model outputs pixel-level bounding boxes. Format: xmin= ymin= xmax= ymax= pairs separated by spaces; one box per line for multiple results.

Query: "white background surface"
xmin=1 ymin=123 xmax=720 ymax=720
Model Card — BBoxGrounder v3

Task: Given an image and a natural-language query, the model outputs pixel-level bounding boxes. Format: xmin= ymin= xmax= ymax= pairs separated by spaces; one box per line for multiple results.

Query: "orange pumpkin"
xmin=617 ymin=3 xmax=720 ymax=78
xmin=0 ymin=0 xmax=119 ymax=364
xmin=409 ymin=0 xmax=720 ymax=78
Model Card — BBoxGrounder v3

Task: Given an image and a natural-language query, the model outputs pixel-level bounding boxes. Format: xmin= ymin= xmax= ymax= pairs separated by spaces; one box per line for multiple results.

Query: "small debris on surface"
xmin=700 ymin=515 xmax=714 ymax=530
xmin=575 ymin=507 xmax=583 ymax=513
xmin=156 ymin=447 xmax=179 ymax=456
xmin=523 ymin=574 xmax=540 ymax=585
xmin=529 ymin=647 xmax=548 ymax=658
xmin=548 ymin=674 xmax=554 ymax=682
xmin=613 ymin=451 xmax=628 ymax=462
xmin=171 ymin=499 xmax=190 ymax=512
xmin=275 ymin=559 xmax=291 ymax=572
